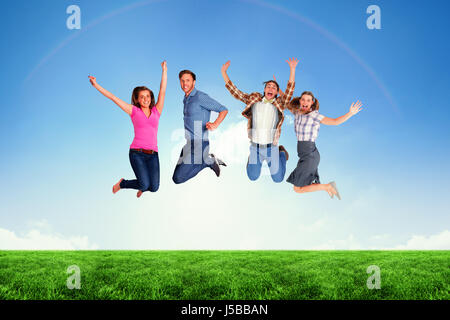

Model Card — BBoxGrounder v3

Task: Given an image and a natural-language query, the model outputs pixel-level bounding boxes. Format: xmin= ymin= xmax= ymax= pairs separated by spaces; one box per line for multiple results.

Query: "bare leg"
xmin=293 ymin=183 xmax=337 ymax=198
xmin=113 ymin=178 xmax=124 ymax=194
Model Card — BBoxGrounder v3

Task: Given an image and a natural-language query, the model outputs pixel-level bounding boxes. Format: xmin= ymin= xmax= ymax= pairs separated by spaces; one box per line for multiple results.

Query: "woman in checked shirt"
xmin=286 ymin=91 xmax=363 ymax=199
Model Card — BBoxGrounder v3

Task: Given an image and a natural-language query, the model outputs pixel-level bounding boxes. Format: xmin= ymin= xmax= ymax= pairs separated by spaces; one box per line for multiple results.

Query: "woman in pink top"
xmin=89 ymin=61 xmax=167 ymax=198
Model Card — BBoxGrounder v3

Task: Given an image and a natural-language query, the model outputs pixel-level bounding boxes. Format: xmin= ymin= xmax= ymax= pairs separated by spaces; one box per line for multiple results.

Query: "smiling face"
xmin=137 ymin=89 xmax=151 ymax=108
xmin=180 ymin=73 xmax=196 ymax=96
xmin=131 ymin=86 xmax=154 ymax=109
xmin=299 ymin=94 xmax=314 ymax=113
xmin=263 ymin=81 xmax=278 ymax=100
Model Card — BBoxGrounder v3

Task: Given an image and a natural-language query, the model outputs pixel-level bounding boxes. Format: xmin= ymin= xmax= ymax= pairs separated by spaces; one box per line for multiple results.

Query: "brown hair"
xmin=178 ymin=69 xmax=196 ymax=81
xmin=131 ymin=86 xmax=155 ymax=109
xmin=289 ymin=91 xmax=319 ymax=113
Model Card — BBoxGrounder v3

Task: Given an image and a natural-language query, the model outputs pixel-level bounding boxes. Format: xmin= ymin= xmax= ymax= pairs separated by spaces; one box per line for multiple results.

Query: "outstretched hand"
xmin=349 ymin=100 xmax=363 ymax=115
xmin=88 ymin=75 xmax=97 ymax=86
xmin=222 ymin=61 xmax=231 ymax=73
xmin=286 ymin=57 xmax=299 ymax=69
xmin=161 ymin=60 xmax=167 ymax=71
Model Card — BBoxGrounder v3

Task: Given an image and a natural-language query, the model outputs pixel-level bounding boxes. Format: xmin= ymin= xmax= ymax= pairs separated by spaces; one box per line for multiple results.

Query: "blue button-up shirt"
xmin=183 ymin=88 xmax=227 ymax=140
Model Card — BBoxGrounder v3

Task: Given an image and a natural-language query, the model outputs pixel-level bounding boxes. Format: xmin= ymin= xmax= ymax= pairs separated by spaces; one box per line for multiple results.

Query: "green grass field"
xmin=0 ymin=251 xmax=448 ymax=300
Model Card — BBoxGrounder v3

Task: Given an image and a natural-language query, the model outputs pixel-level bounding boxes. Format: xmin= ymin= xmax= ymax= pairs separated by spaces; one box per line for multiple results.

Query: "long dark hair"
xmin=131 ymin=86 xmax=155 ymax=109
xmin=289 ymin=91 xmax=319 ymax=114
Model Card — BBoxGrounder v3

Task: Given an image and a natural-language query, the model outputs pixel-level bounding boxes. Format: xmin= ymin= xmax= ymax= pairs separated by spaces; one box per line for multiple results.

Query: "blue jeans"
xmin=246 ymin=143 xmax=286 ymax=183
xmin=172 ymin=140 xmax=214 ymax=184
xmin=120 ymin=150 xmax=160 ymax=192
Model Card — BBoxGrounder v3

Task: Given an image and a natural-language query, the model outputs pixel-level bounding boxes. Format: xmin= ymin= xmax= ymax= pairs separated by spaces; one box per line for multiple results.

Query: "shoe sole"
xmin=329 ymin=181 xmax=341 ymax=200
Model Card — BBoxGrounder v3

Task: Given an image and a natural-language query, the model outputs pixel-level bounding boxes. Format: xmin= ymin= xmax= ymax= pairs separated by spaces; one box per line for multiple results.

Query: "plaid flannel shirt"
xmin=225 ymin=80 xmax=295 ymax=145
xmin=294 ymin=110 xmax=325 ymax=142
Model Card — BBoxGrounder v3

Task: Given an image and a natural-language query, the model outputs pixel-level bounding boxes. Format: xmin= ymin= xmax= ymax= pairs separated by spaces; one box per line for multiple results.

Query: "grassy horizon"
xmin=0 ymin=250 xmax=448 ymax=300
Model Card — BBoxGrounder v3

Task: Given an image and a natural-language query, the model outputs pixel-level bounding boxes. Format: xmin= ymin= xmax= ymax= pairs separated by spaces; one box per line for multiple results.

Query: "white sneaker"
xmin=329 ymin=181 xmax=341 ymax=200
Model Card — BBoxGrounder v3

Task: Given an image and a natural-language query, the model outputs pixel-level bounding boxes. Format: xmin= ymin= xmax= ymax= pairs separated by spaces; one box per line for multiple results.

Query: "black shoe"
xmin=209 ymin=154 xmax=221 ymax=177
xmin=279 ymin=145 xmax=289 ymax=161
xmin=216 ymin=158 xmax=227 ymax=166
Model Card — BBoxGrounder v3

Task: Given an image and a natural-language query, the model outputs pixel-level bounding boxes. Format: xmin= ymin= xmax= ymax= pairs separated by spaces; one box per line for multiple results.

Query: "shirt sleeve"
xmin=130 ymin=105 xmax=138 ymax=118
xmin=199 ymin=92 xmax=228 ymax=112
xmin=152 ymin=105 xmax=160 ymax=117
xmin=225 ymin=80 xmax=250 ymax=104
xmin=310 ymin=110 xmax=325 ymax=122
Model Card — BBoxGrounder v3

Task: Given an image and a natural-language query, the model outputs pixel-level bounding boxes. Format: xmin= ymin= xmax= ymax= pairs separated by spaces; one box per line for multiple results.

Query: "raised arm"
xmin=321 ymin=101 xmax=363 ymax=125
xmin=278 ymin=57 xmax=299 ymax=108
xmin=88 ymin=76 xmax=133 ymax=115
xmin=273 ymin=75 xmax=285 ymax=96
xmin=221 ymin=61 xmax=250 ymax=104
xmin=221 ymin=61 xmax=231 ymax=84
xmin=155 ymin=60 xmax=167 ymax=115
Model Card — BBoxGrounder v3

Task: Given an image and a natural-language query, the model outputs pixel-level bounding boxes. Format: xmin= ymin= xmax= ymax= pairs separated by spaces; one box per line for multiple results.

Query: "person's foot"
xmin=137 ymin=190 xmax=143 ymax=198
xmin=279 ymin=145 xmax=289 ymax=161
xmin=216 ymin=157 xmax=227 ymax=166
xmin=327 ymin=190 xmax=334 ymax=198
xmin=329 ymin=181 xmax=341 ymax=200
xmin=209 ymin=154 xmax=224 ymax=177
xmin=113 ymin=178 xmax=124 ymax=194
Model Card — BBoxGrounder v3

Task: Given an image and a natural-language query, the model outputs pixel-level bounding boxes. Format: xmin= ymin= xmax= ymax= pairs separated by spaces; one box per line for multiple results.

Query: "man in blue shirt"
xmin=172 ymin=69 xmax=228 ymax=184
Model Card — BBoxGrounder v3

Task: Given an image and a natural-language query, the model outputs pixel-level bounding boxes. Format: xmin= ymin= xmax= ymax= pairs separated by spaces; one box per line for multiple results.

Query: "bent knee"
xmin=247 ymin=172 xmax=260 ymax=181
xmin=172 ymin=174 xmax=185 ymax=184
xmin=272 ymin=176 xmax=284 ymax=183
xmin=139 ymin=182 xmax=151 ymax=191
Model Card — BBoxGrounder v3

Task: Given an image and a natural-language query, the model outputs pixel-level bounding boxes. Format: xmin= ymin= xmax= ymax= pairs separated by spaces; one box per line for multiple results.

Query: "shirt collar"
xmin=186 ymin=88 xmax=198 ymax=98
xmin=262 ymin=96 xmax=275 ymax=104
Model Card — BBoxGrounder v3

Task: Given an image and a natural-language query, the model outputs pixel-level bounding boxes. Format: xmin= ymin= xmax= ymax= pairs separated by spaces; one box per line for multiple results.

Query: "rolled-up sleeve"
xmin=199 ymin=92 xmax=227 ymax=112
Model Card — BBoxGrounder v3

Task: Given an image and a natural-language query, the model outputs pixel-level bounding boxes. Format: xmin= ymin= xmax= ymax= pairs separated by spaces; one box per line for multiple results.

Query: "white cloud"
xmin=298 ymin=217 xmax=329 ymax=234
xmin=208 ymin=120 xmax=249 ymax=166
xmin=169 ymin=120 xmax=249 ymax=166
xmin=284 ymin=114 xmax=294 ymax=125
xmin=0 ymin=227 xmax=99 ymax=250
xmin=389 ymin=230 xmax=450 ymax=250
xmin=312 ymin=234 xmax=363 ymax=250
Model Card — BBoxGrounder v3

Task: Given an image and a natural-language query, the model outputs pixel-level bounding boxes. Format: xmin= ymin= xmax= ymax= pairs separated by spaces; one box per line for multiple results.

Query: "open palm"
xmin=349 ymin=101 xmax=363 ymax=115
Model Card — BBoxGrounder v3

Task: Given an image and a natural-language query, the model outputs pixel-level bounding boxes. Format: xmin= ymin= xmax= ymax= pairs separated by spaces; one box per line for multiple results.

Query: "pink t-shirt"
xmin=129 ymin=105 xmax=160 ymax=151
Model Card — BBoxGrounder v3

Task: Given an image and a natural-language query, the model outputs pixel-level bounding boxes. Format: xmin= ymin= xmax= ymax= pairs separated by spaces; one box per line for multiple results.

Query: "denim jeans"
xmin=246 ymin=143 xmax=286 ymax=183
xmin=120 ymin=149 xmax=160 ymax=192
xmin=172 ymin=139 xmax=214 ymax=184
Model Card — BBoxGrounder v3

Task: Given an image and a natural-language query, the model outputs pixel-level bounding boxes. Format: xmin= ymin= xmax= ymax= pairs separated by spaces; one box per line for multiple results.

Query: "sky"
xmin=0 ymin=0 xmax=449 ymax=250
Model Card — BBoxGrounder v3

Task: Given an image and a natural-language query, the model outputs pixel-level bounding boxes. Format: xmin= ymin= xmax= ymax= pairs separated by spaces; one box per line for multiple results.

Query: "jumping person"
xmin=221 ymin=58 xmax=298 ymax=182
xmin=172 ymin=70 xmax=229 ymax=184
xmin=88 ymin=61 xmax=167 ymax=198
xmin=286 ymin=92 xmax=363 ymax=199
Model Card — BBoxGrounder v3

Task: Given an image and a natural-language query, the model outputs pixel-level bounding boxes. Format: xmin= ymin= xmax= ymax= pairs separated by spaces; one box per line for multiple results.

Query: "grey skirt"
xmin=286 ymin=141 xmax=320 ymax=187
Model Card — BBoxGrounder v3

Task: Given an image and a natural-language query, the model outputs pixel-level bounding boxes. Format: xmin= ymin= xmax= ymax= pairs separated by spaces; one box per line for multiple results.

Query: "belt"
xmin=251 ymin=142 xmax=272 ymax=148
xmin=130 ymin=148 xmax=157 ymax=154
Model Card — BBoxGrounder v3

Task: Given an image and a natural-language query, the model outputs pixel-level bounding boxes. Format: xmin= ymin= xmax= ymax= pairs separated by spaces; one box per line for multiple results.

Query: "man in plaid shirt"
xmin=221 ymin=58 xmax=299 ymax=182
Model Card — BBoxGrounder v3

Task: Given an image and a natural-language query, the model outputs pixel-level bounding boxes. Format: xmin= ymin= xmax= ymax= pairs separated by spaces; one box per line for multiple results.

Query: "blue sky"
xmin=0 ymin=0 xmax=449 ymax=249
